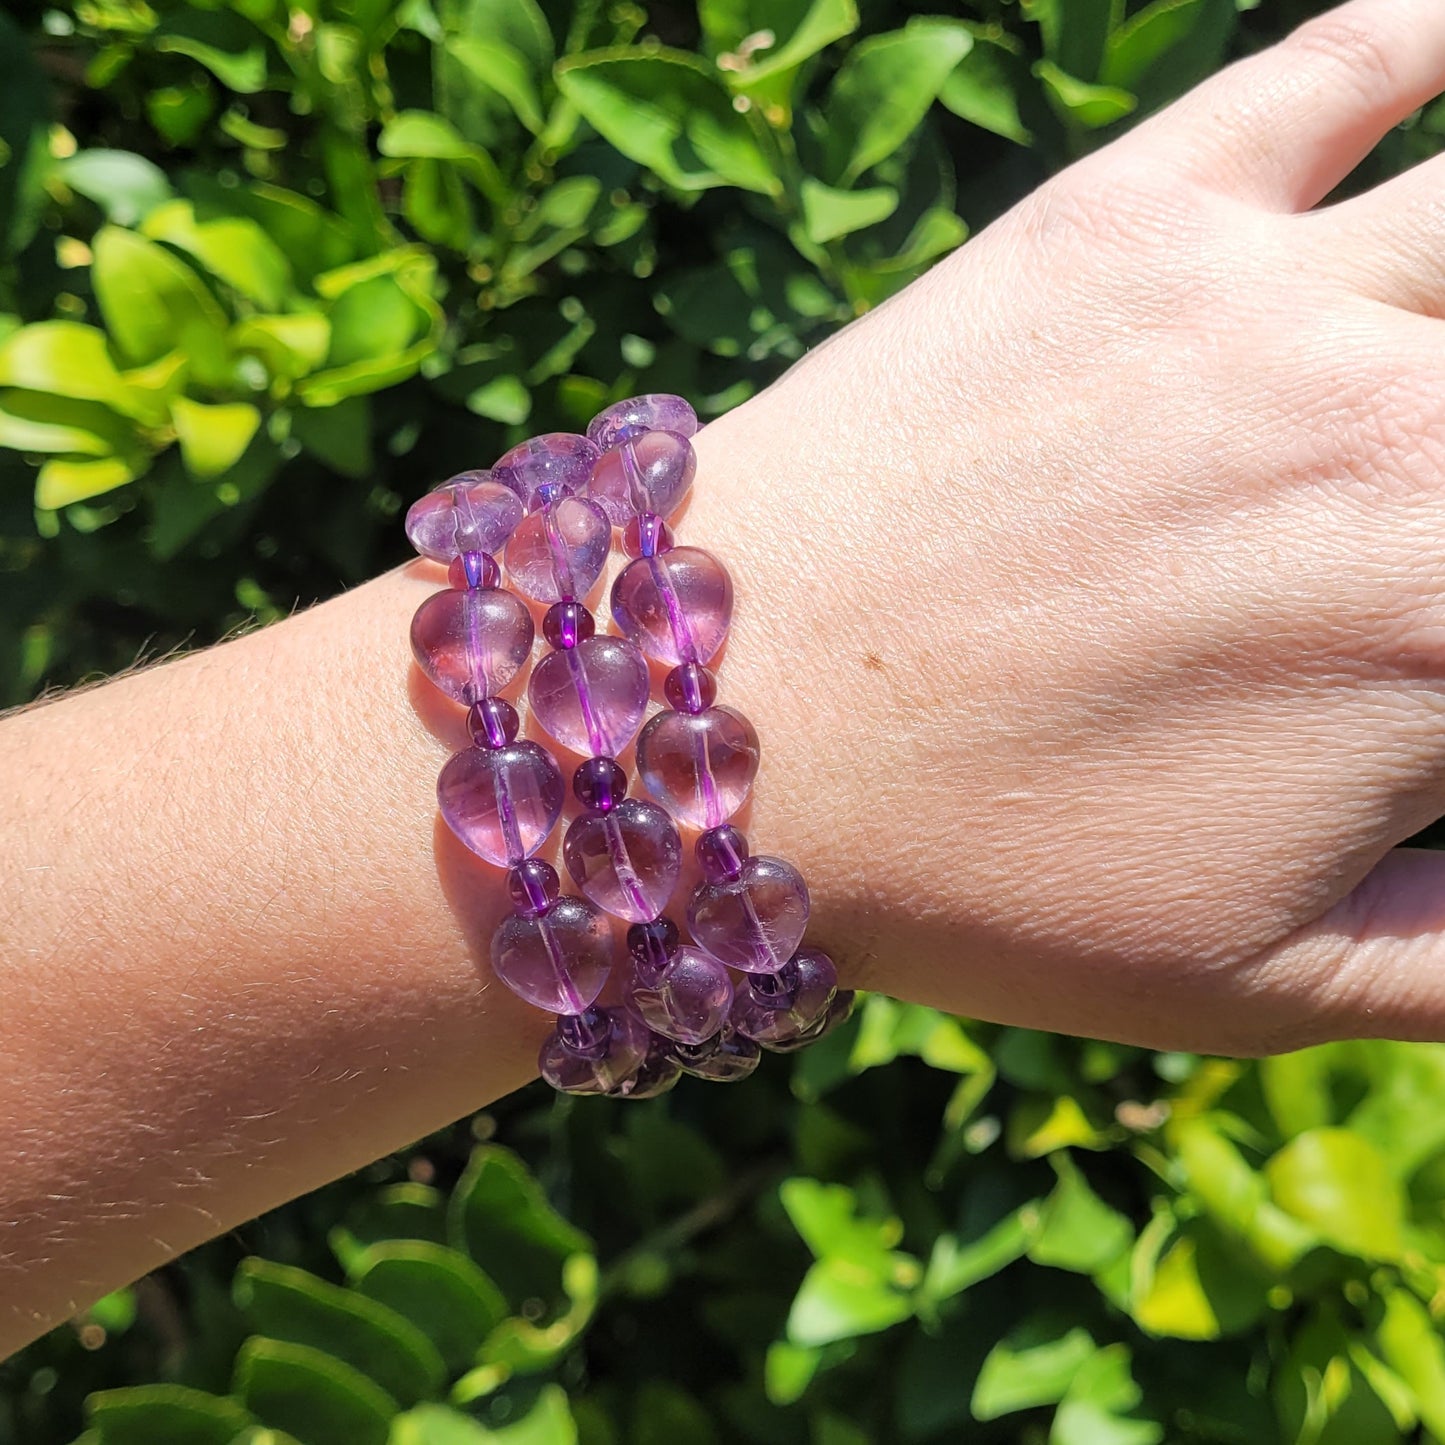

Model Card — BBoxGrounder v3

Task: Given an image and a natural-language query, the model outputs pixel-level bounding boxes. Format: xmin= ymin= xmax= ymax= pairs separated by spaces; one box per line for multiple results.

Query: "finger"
xmin=1247 ymin=848 xmax=1445 ymax=1046
xmin=1304 ymin=150 xmax=1445 ymax=314
xmin=1137 ymin=0 xmax=1445 ymax=212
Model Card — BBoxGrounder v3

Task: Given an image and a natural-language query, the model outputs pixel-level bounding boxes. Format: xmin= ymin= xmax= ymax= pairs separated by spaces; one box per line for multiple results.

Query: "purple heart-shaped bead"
xmin=626 ymin=945 xmax=734 ymax=1044
xmin=528 ymin=634 xmax=651 ymax=757
xmin=503 ymin=495 xmax=612 ymax=604
xmin=588 ymin=429 xmax=696 ymax=525
xmin=635 ymin=705 xmax=760 ymax=829
xmin=436 ymin=741 xmax=564 ymax=866
xmin=688 ymin=855 xmax=810 ymax=974
xmin=405 ymin=473 xmax=525 ymax=561
xmin=491 ymin=894 xmax=613 ymax=1014
xmin=410 ymin=586 xmax=535 ymax=704
xmin=563 ymin=797 xmax=681 ymax=923
xmin=611 ymin=547 xmax=733 ymax=666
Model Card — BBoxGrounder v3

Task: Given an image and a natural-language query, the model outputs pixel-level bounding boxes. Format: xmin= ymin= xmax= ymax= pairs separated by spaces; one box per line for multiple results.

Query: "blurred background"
xmin=5 ymin=0 xmax=1445 ymax=1440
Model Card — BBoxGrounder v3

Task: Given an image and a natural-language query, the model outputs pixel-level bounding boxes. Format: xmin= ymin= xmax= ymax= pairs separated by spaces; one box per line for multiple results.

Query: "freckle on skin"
xmin=863 ymin=652 xmax=885 ymax=672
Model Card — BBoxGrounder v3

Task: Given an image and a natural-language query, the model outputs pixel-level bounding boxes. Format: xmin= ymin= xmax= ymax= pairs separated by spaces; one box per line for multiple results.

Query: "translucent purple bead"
xmin=732 ymin=948 xmax=838 ymax=1046
xmin=528 ymin=634 xmax=651 ymax=757
xmin=664 ymin=663 xmax=717 ymax=714
xmin=507 ymin=859 xmax=560 ymax=918
xmin=406 ymin=474 xmax=525 ymax=561
xmin=542 ymin=601 xmax=595 ymax=650
xmin=410 ymin=588 xmax=535 ymax=705
xmin=622 ymin=513 xmax=675 ymax=560
xmin=491 ymin=894 xmax=613 ymax=1014
xmin=491 ymin=433 xmax=600 ymax=508
xmin=589 ymin=430 xmax=697 ymax=525
xmin=448 ymin=551 xmax=499 ymax=590
xmin=688 ymin=855 xmax=810 ymax=974
xmin=563 ymin=798 xmax=682 ymax=923
xmin=573 ymin=756 xmax=626 ymax=812
xmin=611 ymin=547 xmax=733 ymax=666
xmin=765 ymin=990 xmax=856 ymax=1052
xmin=628 ymin=917 xmax=679 ymax=978
xmin=539 ymin=1006 xmax=652 ymax=1096
xmin=467 ymin=696 xmax=519 ymax=749
xmin=626 ymin=945 xmax=734 ymax=1044
xmin=587 ymin=394 xmax=699 ymax=453
xmin=609 ymin=1039 xmax=682 ymax=1099
xmin=437 ymin=742 xmax=564 ymax=866
xmin=696 ymin=825 xmax=747 ymax=883
xmin=670 ymin=1029 xmax=761 ymax=1083
xmin=635 ymin=706 xmax=760 ymax=829
xmin=504 ymin=495 xmax=612 ymax=604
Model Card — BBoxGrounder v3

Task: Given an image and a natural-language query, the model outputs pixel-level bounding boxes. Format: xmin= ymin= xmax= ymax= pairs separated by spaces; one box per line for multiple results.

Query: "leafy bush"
xmin=7 ymin=0 xmax=1445 ymax=1441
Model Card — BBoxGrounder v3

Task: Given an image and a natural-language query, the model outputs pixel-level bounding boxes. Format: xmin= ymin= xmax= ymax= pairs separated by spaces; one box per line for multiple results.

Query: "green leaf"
xmin=972 ymin=1321 xmax=1097 ymax=1420
xmin=466 ymin=375 xmax=531 ymax=424
xmin=448 ymin=1145 xmax=592 ymax=1313
xmin=1027 ymin=1155 xmax=1133 ymax=1276
xmin=0 ymin=390 xmax=138 ymax=458
xmin=170 ymin=398 xmax=261 ymax=479
xmin=378 ymin=111 xmax=507 ymax=204
xmin=1129 ymin=1218 xmax=1270 ymax=1340
xmin=1265 ymin=1127 xmax=1405 ymax=1260
xmin=764 ymin=1340 xmax=822 ymax=1406
xmin=234 ymin=1338 xmax=396 ymax=1445
xmin=938 ymin=32 xmax=1032 ymax=144
xmin=86 ymin=1385 xmax=255 ymax=1445
xmin=1099 ymin=0 xmax=1235 ymax=107
xmin=330 ymin=1183 xmax=449 ymax=1272
xmin=920 ymin=1203 xmax=1034 ymax=1305
xmin=822 ymin=18 xmax=975 ymax=185
xmin=230 ymin=315 xmax=332 ymax=383
xmin=91 ymin=227 xmax=232 ymax=389
xmin=58 ymin=151 xmax=172 ymax=227
xmin=36 ymin=454 xmax=140 ymax=509
xmin=779 ymin=1178 xmax=904 ymax=1272
xmin=393 ymin=1389 xmax=575 ymax=1445
xmin=153 ymin=8 xmax=268 ymax=92
xmin=1277 ymin=1311 xmax=1408 ymax=1445
xmin=1376 ymin=1287 xmax=1445 ymax=1439
xmin=1007 ymin=1093 xmax=1108 ymax=1158
xmin=556 ymin=48 xmax=778 ymax=195
xmin=0 ymin=322 xmax=161 ymax=423
xmin=350 ymin=1240 xmax=508 ymax=1373
xmin=1022 ymin=0 xmax=1117 ymax=82
xmin=142 ymin=200 xmax=292 ymax=310
xmin=1050 ymin=1345 xmax=1163 ymax=1445
xmin=785 ymin=1257 xmax=915 ymax=1347
xmin=798 ymin=178 xmax=897 ymax=244
xmin=1033 ymin=61 xmax=1137 ymax=130
xmin=700 ymin=0 xmax=860 ymax=105
xmin=449 ymin=37 xmax=546 ymax=133
xmin=233 ymin=1259 xmax=445 ymax=1406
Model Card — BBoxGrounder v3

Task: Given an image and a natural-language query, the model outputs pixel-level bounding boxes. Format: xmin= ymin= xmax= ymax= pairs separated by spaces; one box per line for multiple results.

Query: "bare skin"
xmin=5 ymin=0 xmax=1445 ymax=1357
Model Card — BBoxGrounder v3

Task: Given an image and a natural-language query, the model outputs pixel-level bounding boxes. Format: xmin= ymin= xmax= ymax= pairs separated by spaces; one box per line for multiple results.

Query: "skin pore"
xmin=9 ymin=0 xmax=1445 ymax=1358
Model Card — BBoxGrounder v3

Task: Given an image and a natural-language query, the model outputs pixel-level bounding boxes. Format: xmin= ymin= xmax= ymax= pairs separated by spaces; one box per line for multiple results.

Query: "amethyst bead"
xmin=589 ymin=430 xmax=696 ymax=525
xmin=467 ymin=696 xmax=519 ymax=750
xmin=628 ymin=917 xmax=679 ymax=978
xmin=765 ymin=990 xmax=856 ymax=1052
xmin=437 ymin=742 xmax=564 ymax=866
xmin=406 ymin=474 xmax=524 ymax=561
xmin=663 ymin=663 xmax=717 ymax=714
xmin=670 ymin=1030 xmax=761 ymax=1083
xmin=507 ymin=859 xmax=560 ymax=918
xmin=448 ymin=551 xmax=499 ymax=590
xmin=732 ymin=948 xmax=838 ymax=1045
xmin=609 ymin=1039 xmax=682 ymax=1099
xmin=572 ymin=756 xmax=626 ymax=812
xmin=626 ymin=945 xmax=734 ymax=1044
xmin=563 ymin=798 xmax=682 ymax=923
xmin=636 ymin=705 xmax=760 ymax=829
xmin=492 ymin=432 xmax=600 ymax=508
xmin=587 ymin=394 xmax=699 ymax=453
xmin=504 ymin=495 xmax=612 ymax=603
xmin=491 ymin=894 xmax=613 ymax=1014
xmin=622 ymin=513 xmax=675 ymax=560
xmin=528 ymin=634 xmax=651 ymax=757
xmin=611 ymin=547 xmax=733 ymax=666
xmin=542 ymin=601 xmax=595 ymax=650
xmin=696 ymin=825 xmax=748 ymax=883
xmin=410 ymin=588 xmax=535 ymax=705
xmin=688 ymin=855 xmax=811 ymax=974
xmin=539 ymin=1007 xmax=652 ymax=1095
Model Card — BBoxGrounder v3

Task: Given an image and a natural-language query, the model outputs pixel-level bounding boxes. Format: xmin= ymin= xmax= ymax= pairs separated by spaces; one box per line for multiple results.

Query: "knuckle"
xmin=1287 ymin=13 xmax=1403 ymax=94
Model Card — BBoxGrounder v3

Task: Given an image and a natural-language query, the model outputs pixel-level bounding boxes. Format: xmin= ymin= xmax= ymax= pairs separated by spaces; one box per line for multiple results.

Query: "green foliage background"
xmin=6 ymin=0 xmax=1445 ymax=1440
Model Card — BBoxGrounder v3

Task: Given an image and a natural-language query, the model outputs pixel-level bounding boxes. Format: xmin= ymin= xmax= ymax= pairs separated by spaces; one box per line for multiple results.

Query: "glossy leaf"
xmin=141 ymin=200 xmax=292 ymax=310
xmin=785 ymin=1257 xmax=915 ymax=1347
xmin=938 ymin=32 xmax=1033 ymax=144
xmin=58 ymin=151 xmax=172 ymax=227
xmin=556 ymin=49 xmax=778 ymax=194
xmin=1027 ymin=1155 xmax=1133 ymax=1276
xmin=700 ymin=0 xmax=860 ymax=104
xmin=1265 ymin=1127 xmax=1405 ymax=1261
xmin=972 ymin=1321 xmax=1096 ymax=1420
xmin=1050 ymin=1345 xmax=1163 ymax=1445
xmin=234 ymin=1338 xmax=396 ymax=1445
xmin=86 ymin=1385 xmax=255 ymax=1445
xmin=171 ymin=397 xmax=261 ymax=479
xmin=1034 ymin=61 xmax=1137 ymax=130
xmin=799 ymin=178 xmax=897 ymax=243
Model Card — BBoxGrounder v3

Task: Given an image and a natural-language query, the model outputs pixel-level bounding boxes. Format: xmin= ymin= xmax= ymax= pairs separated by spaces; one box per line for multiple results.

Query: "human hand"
xmin=682 ymin=0 xmax=1445 ymax=1056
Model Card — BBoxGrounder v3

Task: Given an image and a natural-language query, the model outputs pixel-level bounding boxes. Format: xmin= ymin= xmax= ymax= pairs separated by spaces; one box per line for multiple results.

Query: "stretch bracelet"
xmin=405 ymin=393 xmax=853 ymax=1099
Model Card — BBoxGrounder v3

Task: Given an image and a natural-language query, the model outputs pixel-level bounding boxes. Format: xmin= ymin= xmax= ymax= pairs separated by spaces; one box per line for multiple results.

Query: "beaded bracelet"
xmin=405 ymin=393 xmax=853 ymax=1099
